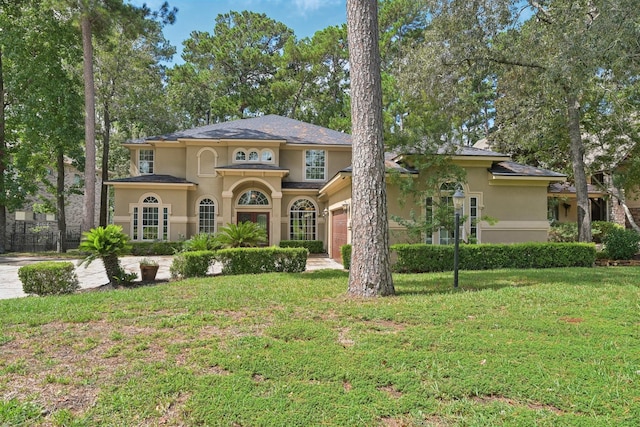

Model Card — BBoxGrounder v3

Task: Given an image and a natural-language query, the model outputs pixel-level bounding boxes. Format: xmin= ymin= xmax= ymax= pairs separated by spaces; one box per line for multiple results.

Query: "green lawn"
xmin=1 ymin=267 xmax=639 ymax=426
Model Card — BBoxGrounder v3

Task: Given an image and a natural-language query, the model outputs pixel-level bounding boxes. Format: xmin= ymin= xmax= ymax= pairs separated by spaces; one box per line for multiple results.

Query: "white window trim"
xmin=130 ymin=193 xmax=171 ymax=241
xmin=196 ymin=195 xmax=218 ymax=234
xmin=304 ymin=149 xmax=327 ymax=181
xmin=138 ymin=148 xmax=154 ymax=175
xmin=236 ymin=189 xmax=271 ymax=207
xmin=288 ymin=198 xmax=319 ymax=241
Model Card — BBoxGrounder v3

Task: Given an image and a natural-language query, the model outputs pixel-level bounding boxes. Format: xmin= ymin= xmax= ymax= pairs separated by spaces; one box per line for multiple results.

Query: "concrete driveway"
xmin=0 ymin=255 xmax=343 ymax=300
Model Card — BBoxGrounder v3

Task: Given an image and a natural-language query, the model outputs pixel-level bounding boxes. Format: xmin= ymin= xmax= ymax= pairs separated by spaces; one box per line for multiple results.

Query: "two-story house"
xmin=108 ymin=115 xmax=566 ymax=261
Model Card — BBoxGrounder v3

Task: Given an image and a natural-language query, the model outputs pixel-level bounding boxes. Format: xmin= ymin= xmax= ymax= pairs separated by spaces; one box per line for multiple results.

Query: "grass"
xmin=0 ymin=267 xmax=639 ymax=426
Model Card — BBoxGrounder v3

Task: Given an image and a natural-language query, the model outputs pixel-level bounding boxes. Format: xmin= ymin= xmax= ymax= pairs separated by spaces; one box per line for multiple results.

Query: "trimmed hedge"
xmin=341 ymin=244 xmax=352 ymax=270
xmin=279 ymin=240 xmax=324 ymax=254
xmin=170 ymin=250 xmax=216 ymax=279
xmin=391 ymin=242 xmax=596 ymax=273
xmin=129 ymin=241 xmax=183 ymax=256
xmin=18 ymin=262 xmax=79 ymax=296
xmin=216 ymin=247 xmax=308 ymax=275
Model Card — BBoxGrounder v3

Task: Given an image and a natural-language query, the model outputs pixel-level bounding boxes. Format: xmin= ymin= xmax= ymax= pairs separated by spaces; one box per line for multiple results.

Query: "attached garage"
xmin=331 ymin=210 xmax=348 ymax=262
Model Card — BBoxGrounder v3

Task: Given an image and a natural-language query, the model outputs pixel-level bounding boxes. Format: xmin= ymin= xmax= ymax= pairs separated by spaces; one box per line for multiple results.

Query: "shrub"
xmin=592 ymin=221 xmax=623 ymax=244
xmin=216 ymin=247 xmax=308 ymax=275
xmin=216 ymin=222 xmax=266 ymax=248
xmin=170 ymin=250 xmax=216 ymax=279
xmin=183 ymin=233 xmax=221 ymax=252
xmin=603 ymin=228 xmax=640 ymax=260
xmin=18 ymin=262 xmax=79 ymax=296
xmin=129 ymin=241 xmax=183 ymax=255
xmin=279 ymin=240 xmax=324 ymax=254
xmin=391 ymin=242 xmax=596 ymax=273
xmin=548 ymin=223 xmax=578 ymax=242
xmin=78 ymin=225 xmax=133 ymax=286
xmin=340 ymin=244 xmax=352 ymax=270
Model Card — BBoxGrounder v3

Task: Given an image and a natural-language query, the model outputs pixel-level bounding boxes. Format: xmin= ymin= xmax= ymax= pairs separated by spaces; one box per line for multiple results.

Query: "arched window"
xmin=290 ymin=199 xmax=317 ymax=241
xmin=235 ymin=150 xmax=246 ymax=161
xmin=132 ymin=195 xmax=169 ymax=241
xmin=261 ymin=150 xmax=273 ymax=162
xmin=238 ymin=190 xmax=269 ymax=206
xmin=199 ymin=198 xmax=216 ymax=234
xmin=248 ymin=150 xmax=259 ymax=161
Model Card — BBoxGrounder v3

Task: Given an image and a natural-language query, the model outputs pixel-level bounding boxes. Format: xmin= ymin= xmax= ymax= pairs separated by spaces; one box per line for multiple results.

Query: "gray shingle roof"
xmin=107 ymin=174 xmax=195 ymax=184
xmin=490 ymin=161 xmax=566 ymax=178
xmin=138 ymin=115 xmax=351 ymax=146
xmin=282 ymin=182 xmax=324 ymax=190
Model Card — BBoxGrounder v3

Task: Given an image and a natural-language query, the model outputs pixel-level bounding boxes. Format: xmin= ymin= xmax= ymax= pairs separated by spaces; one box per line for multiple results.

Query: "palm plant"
xmin=215 ymin=222 xmax=267 ymax=248
xmin=78 ymin=225 xmax=134 ymax=285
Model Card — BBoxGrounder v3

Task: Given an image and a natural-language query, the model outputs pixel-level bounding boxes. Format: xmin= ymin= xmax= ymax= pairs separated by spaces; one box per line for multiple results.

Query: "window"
xmin=199 ymin=198 xmax=216 ymax=234
xmin=238 ymin=190 xmax=269 ymax=205
xmin=424 ymin=183 xmax=462 ymax=245
xmin=235 ymin=150 xmax=246 ymax=161
xmin=261 ymin=150 xmax=273 ymax=162
xmin=469 ymin=196 xmax=478 ymax=242
xmin=132 ymin=195 xmax=169 ymax=241
xmin=139 ymin=149 xmax=154 ymax=174
xmin=248 ymin=150 xmax=259 ymax=161
xmin=290 ymin=199 xmax=317 ymax=240
xmin=305 ymin=150 xmax=326 ymax=180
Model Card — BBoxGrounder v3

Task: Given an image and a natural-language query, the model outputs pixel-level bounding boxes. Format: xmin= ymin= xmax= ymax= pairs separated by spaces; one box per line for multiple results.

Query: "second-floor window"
xmin=305 ymin=150 xmax=326 ymax=181
xmin=139 ymin=149 xmax=154 ymax=174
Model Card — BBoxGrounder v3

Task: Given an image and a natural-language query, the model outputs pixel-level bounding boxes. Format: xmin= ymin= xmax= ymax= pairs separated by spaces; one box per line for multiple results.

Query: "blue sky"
xmin=129 ymin=0 xmax=347 ymax=64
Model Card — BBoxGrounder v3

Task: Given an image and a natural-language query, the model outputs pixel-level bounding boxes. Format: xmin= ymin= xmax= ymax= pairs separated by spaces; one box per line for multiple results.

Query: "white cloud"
xmin=293 ymin=0 xmax=341 ymax=13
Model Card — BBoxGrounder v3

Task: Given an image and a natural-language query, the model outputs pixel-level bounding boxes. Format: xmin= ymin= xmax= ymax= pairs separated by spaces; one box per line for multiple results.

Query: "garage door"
xmin=331 ymin=211 xmax=348 ymax=262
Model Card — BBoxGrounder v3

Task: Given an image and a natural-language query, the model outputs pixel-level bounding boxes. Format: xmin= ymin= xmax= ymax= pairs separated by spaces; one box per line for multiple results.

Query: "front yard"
xmin=1 ymin=267 xmax=638 ymax=426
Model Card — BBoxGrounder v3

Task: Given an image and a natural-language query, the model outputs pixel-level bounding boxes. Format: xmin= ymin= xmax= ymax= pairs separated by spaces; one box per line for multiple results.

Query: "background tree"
xmin=173 ymin=11 xmax=293 ymax=122
xmin=94 ymin=9 xmax=176 ymax=225
xmin=0 ymin=0 xmax=84 ymax=252
xmin=346 ymin=0 xmax=394 ymax=297
xmin=398 ymin=0 xmax=640 ymax=242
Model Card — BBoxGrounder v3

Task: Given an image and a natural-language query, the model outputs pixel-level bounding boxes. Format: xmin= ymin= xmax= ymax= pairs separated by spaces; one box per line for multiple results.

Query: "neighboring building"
xmin=7 ymin=158 xmax=101 ymax=251
xmin=108 ymin=115 xmax=566 ymax=261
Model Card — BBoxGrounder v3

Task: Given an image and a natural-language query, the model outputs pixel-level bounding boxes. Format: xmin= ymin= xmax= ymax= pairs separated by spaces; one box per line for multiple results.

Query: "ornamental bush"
xmin=216 ymin=247 xmax=308 ymax=275
xmin=603 ymin=228 xmax=640 ymax=260
xmin=340 ymin=244 xmax=352 ymax=270
xmin=18 ymin=262 xmax=79 ymax=296
xmin=170 ymin=250 xmax=216 ymax=279
xmin=391 ymin=242 xmax=596 ymax=273
xmin=129 ymin=241 xmax=183 ymax=255
xmin=279 ymin=240 xmax=324 ymax=254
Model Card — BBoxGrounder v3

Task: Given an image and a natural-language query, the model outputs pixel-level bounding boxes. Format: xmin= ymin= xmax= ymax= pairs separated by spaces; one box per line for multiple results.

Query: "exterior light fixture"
xmin=453 ymin=188 xmax=464 ymax=288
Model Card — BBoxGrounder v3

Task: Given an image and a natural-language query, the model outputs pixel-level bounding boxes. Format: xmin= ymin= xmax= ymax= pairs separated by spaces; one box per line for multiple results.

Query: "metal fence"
xmin=7 ymin=229 xmax=82 ymax=252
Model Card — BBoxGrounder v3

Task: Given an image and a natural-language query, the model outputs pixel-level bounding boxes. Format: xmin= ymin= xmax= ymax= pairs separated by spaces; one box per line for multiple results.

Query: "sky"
xmin=129 ymin=0 xmax=347 ymax=64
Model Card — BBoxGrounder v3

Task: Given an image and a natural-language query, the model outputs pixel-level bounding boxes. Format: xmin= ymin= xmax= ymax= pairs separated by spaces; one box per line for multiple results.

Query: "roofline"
xmin=105 ymin=181 xmax=197 ymax=190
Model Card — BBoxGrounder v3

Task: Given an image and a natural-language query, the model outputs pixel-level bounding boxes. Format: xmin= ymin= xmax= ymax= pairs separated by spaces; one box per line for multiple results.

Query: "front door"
xmin=237 ymin=212 xmax=269 ymax=245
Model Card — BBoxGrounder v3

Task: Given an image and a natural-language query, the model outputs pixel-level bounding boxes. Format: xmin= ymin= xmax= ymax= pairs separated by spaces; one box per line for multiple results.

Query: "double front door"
xmin=237 ymin=212 xmax=269 ymax=245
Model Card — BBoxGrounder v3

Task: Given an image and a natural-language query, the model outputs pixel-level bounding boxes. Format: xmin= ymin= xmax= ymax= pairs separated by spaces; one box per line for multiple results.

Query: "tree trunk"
xmin=566 ymin=93 xmax=592 ymax=242
xmin=56 ymin=150 xmax=67 ymax=253
xmin=0 ymin=48 xmax=6 ymax=254
xmin=102 ymin=253 xmax=123 ymax=286
xmin=99 ymin=102 xmax=110 ymax=227
xmin=81 ymin=15 xmax=96 ymax=233
xmin=346 ymin=0 xmax=394 ymax=297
